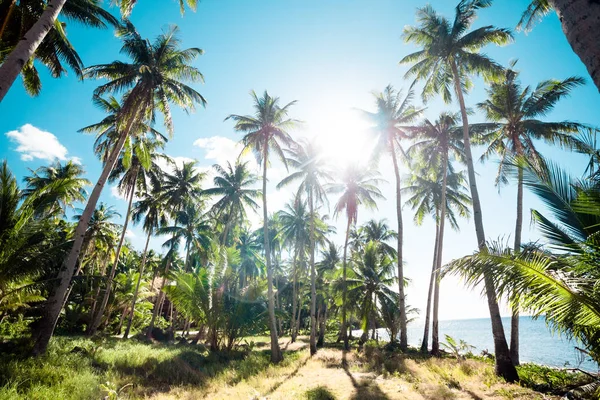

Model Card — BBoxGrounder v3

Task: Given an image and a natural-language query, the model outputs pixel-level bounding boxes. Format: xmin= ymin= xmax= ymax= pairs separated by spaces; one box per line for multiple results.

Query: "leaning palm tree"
xmin=123 ymin=184 xmax=168 ymax=339
xmin=23 ymin=160 xmax=90 ymax=218
xmin=401 ymin=0 xmax=518 ymax=380
xmin=0 ymin=0 xmax=117 ymax=99
xmin=278 ymin=138 xmax=333 ymax=354
xmin=226 ymin=90 xmax=299 ymax=363
xmin=203 ymin=160 xmax=261 ymax=246
xmin=472 ymin=63 xmax=590 ymax=364
xmin=0 ymin=0 xmax=196 ymax=101
xmin=328 ymin=164 xmax=384 ymax=350
xmin=518 ymin=0 xmax=600 ymax=93
xmin=362 ymin=85 xmax=422 ymax=350
xmin=33 ymin=22 xmax=206 ymax=355
xmin=403 ymin=161 xmax=471 ymax=355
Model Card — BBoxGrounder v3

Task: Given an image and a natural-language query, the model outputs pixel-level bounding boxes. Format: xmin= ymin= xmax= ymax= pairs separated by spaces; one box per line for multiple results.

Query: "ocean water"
xmin=359 ymin=316 xmax=598 ymax=372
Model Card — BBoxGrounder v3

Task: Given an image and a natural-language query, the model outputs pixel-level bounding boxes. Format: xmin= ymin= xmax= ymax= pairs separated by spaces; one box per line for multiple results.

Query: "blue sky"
xmin=1 ymin=0 xmax=599 ymax=325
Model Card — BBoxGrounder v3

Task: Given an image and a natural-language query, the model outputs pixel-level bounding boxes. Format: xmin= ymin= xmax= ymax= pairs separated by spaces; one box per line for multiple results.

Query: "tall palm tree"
xmin=362 ymin=85 xmax=422 ymax=350
xmin=518 ymin=0 xmax=600 ymax=93
xmin=23 ymin=160 xmax=90 ymax=218
xmin=403 ymin=162 xmax=471 ymax=354
xmin=146 ymin=160 xmax=205 ymax=338
xmin=472 ymin=64 xmax=589 ymax=364
xmin=88 ymin=138 xmax=166 ymax=335
xmin=204 ymin=160 xmax=261 ymax=246
xmin=328 ymin=164 xmax=384 ymax=350
xmin=278 ymin=138 xmax=332 ymax=354
xmin=401 ymin=0 xmax=518 ymax=380
xmin=0 ymin=0 xmax=117 ymax=99
xmin=347 ymin=241 xmax=397 ymax=345
xmin=226 ymin=90 xmax=299 ymax=363
xmin=123 ymin=184 xmax=167 ymax=339
xmin=355 ymin=219 xmax=397 ymax=259
xmin=235 ymin=227 xmax=264 ymax=287
xmin=406 ymin=112 xmax=466 ymax=354
xmin=0 ymin=0 xmax=197 ymax=101
xmin=33 ymin=22 xmax=206 ymax=355
xmin=277 ymin=196 xmax=310 ymax=342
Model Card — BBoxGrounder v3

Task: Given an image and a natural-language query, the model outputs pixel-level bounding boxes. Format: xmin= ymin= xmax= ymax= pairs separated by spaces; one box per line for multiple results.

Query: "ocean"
xmin=357 ymin=316 xmax=599 ymax=372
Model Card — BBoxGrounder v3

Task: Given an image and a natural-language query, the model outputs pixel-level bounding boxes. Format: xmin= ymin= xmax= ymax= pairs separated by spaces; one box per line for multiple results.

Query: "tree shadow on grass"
xmin=342 ymin=350 xmax=391 ymax=400
xmin=262 ymin=353 xmax=309 ymax=396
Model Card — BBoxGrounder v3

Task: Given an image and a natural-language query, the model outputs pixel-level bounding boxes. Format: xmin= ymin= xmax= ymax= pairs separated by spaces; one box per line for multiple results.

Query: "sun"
xmin=310 ymin=108 xmax=375 ymax=167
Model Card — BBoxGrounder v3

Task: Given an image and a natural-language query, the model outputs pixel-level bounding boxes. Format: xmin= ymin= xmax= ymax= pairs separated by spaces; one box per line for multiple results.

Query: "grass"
xmin=0 ymin=335 xmax=593 ymax=399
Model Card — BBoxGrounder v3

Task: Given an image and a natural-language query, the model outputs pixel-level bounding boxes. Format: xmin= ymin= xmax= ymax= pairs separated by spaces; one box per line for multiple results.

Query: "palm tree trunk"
xmin=291 ymin=245 xmax=299 ymax=342
xmin=309 ymin=188 xmax=317 ymax=355
xmin=450 ymin=61 xmax=518 ymax=382
xmin=510 ymin=166 xmax=524 ymax=365
xmin=0 ymin=0 xmax=67 ymax=102
xmin=390 ymin=138 xmax=408 ymax=351
xmin=89 ymin=254 xmax=110 ymax=329
xmin=89 ymin=167 xmax=139 ymax=336
xmin=431 ymin=150 xmax=449 ymax=356
xmin=147 ymin=255 xmax=171 ymax=339
xmin=342 ymin=217 xmax=352 ymax=350
xmin=0 ymin=0 xmax=16 ymax=41
xmin=32 ymin=105 xmax=141 ymax=355
xmin=116 ymin=307 xmax=127 ymax=335
xmin=421 ymin=219 xmax=439 ymax=353
xmin=262 ymin=147 xmax=282 ymax=363
xmin=317 ymin=301 xmax=326 ymax=347
xmin=549 ymin=0 xmax=600 ymax=92
xmin=123 ymin=229 xmax=152 ymax=339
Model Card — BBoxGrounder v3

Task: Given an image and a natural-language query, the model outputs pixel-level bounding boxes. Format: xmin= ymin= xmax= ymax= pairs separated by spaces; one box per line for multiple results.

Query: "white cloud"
xmin=110 ymin=185 xmax=126 ymax=200
xmin=125 ymin=229 xmax=136 ymax=239
xmin=5 ymin=124 xmax=71 ymax=162
xmin=193 ymin=135 xmax=259 ymax=169
xmin=70 ymin=156 xmax=82 ymax=165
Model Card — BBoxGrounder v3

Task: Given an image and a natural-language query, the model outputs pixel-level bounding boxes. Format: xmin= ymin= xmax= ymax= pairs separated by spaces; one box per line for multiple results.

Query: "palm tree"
xmin=328 ymin=164 xmax=384 ymax=350
xmin=403 ymin=161 xmax=471 ymax=354
xmin=0 ymin=0 xmax=197 ymax=101
xmin=362 ymin=85 xmax=422 ymax=350
xmin=235 ymin=227 xmax=264 ymax=287
xmin=401 ymin=0 xmax=518 ymax=380
xmin=146 ymin=160 xmax=205 ymax=338
xmin=472 ymin=64 xmax=589 ymax=364
xmin=33 ymin=23 xmax=206 ymax=355
xmin=123 ymin=185 xmax=167 ymax=339
xmin=316 ymin=242 xmax=340 ymax=346
xmin=226 ymin=90 xmax=300 ymax=363
xmin=446 ymin=157 xmax=600 ymax=362
xmin=518 ymin=0 xmax=600 ymax=93
xmin=277 ymin=196 xmax=310 ymax=342
xmin=203 ymin=160 xmax=261 ymax=246
xmin=23 ymin=160 xmax=90 ymax=218
xmin=0 ymin=0 xmax=117 ymax=99
xmin=88 ymin=138 xmax=166 ymax=335
xmin=406 ymin=112 xmax=466 ymax=354
xmin=347 ymin=241 xmax=397 ymax=345
xmin=356 ymin=219 xmax=397 ymax=259
xmin=278 ymin=138 xmax=332 ymax=354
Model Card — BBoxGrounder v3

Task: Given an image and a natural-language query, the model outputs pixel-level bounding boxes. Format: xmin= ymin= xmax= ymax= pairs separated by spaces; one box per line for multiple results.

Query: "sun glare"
xmin=310 ymin=108 xmax=375 ymax=167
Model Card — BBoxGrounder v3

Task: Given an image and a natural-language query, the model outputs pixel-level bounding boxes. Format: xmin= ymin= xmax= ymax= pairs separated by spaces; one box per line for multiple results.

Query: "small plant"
xmin=440 ymin=335 xmax=475 ymax=360
xmin=100 ymin=381 xmax=133 ymax=400
xmin=305 ymin=385 xmax=337 ymax=400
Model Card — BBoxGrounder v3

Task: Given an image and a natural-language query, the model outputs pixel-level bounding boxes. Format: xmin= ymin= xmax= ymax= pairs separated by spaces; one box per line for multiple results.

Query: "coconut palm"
xmin=472 ymin=64 xmax=589 ymax=364
xmin=347 ymin=241 xmax=397 ymax=345
xmin=0 ymin=0 xmax=117 ymax=98
xmin=235 ymin=227 xmax=264 ymax=286
xmin=401 ymin=0 xmax=517 ymax=380
xmin=362 ymin=85 xmax=422 ymax=350
xmin=33 ymin=22 xmax=206 ymax=355
xmin=328 ymin=164 xmax=384 ymax=350
xmin=226 ymin=90 xmax=300 ymax=363
xmin=0 ymin=0 xmax=197 ymax=101
xmin=278 ymin=138 xmax=333 ymax=354
xmin=403 ymin=161 xmax=471 ymax=355
xmin=355 ymin=219 xmax=397 ymax=259
xmin=23 ymin=160 xmax=90 ymax=218
xmin=277 ymin=196 xmax=310 ymax=342
xmin=204 ymin=160 xmax=261 ymax=246
xmin=88 ymin=139 xmax=166 ymax=336
xmin=123 ymin=184 xmax=168 ymax=339
xmin=518 ymin=0 xmax=600 ymax=92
